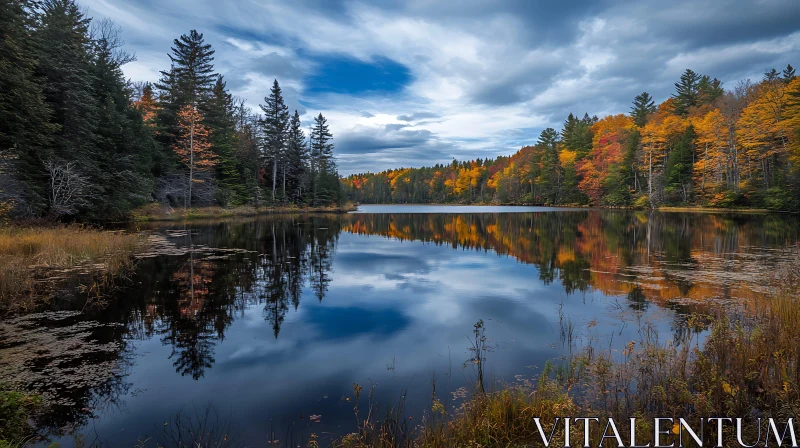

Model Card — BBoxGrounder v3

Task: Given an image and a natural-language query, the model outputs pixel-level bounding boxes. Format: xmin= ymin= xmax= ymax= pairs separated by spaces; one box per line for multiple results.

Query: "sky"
xmin=81 ymin=0 xmax=800 ymax=175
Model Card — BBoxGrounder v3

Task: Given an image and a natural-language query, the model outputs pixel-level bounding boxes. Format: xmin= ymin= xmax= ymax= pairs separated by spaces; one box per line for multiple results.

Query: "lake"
xmin=1 ymin=205 xmax=798 ymax=446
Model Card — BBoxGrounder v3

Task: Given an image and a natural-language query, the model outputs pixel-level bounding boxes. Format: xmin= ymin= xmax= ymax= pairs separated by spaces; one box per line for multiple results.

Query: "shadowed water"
xmin=1 ymin=206 xmax=797 ymax=446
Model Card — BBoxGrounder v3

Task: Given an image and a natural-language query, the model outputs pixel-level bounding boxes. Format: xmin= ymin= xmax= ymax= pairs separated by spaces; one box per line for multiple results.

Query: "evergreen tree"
xmin=309 ymin=113 xmax=338 ymax=205
xmin=537 ymin=128 xmax=562 ymax=203
xmin=260 ymin=79 xmax=289 ymax=202
xmin=35 ymin=0 xmax=99 ymax=216
xmin=664 ymin=125 xmax=696 ymax=203
xmin=286 ymin=110 xmax=308 ymax=203
xmin=561 ymin=113 xmax=593 ymax=157
xmin=155 ymin=30 xmax=216 ymax=166
xmin=605 ymin=129 xmax=640 ymax=206
xmin=671 ymin=69 xmax=701 ymax=116
xmin=763 ymin=68 xmax=780 ymax=82
xmin=87 ymin=19 xmax=156 ymax=218
xmin=159 ymin=30 xmax=216 ymax=108
xmin=784 ymin=64 xmax=796 ymax=83
xmin=630 ymin=92 xmax=656 ymax=127
xmin=698 ymin=75 xmax=724 ymax=105
xmin=206 ymin=76 xmax=244 ymax=205
xmin=0 ymin=0 xmax=54 ymax=214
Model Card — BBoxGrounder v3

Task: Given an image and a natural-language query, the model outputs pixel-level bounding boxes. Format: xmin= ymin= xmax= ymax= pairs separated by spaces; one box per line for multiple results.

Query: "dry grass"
xmin=0 ymin=226 xmax=144 ymax=313
xmin=130 ymin=203 xmax=356 ymax=222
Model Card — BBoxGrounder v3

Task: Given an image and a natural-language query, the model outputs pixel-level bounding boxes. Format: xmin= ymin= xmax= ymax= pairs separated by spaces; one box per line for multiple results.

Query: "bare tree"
xmin=43 ymin=159 xmax=94 ymax=217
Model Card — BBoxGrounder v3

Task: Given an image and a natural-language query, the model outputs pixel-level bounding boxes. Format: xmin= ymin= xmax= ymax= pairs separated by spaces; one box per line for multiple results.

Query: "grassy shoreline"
xmin=0 ymin=226 xmax=145 ymax=314
xmin=129 ymin=203 xmax=358 ymax=222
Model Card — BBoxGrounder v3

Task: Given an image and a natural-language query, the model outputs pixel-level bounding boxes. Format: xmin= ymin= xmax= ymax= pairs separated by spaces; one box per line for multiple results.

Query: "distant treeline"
xmin=0 ymin=0 xmax=342 ymax=221
xmin=343 ymin=67 xmax=800 ymax=211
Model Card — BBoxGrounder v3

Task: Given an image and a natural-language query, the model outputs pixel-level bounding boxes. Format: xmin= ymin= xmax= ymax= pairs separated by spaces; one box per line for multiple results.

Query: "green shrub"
xmin=0 ymin=387 xmax=41 ymax=446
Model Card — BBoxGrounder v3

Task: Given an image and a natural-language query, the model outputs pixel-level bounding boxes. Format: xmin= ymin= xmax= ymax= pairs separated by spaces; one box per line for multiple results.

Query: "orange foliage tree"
xmin=173 ymin=104 xmax=216 ymax=209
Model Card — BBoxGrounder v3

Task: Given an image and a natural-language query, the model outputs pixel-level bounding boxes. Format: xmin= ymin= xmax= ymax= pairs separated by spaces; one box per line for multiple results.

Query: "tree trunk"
xmin=187 ymin=113 xmax=195 ymax=211
xmin=272 ymin=157 xmax=277 ymax=201
xmin=648 ymin=145 xmax=653 ymax=201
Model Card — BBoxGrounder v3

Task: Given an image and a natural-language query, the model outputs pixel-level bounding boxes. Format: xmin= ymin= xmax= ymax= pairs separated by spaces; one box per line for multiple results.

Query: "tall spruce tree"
xmin=286 ymin=110 xmax=308 ymax=203
xmin=87 ymin=19 xmax=156 ymax=218
xmin=783 ymin=64 xmax=796 ymax=83
xmin=206 ymin=76 xmax=243 ymax=205
xmin=0 ymin=0 xmax=54 ymax=214
xmin=309 ymin=113 xmax=337 ymax=205
xmin=698 ymin=75 xmax=724 ymax=105
xmin=537 ymin=127 xmax=562 ymax=204
xmin=155 ymin=30 xmax=216 ymax=165
xmin=664 ymin=125 xmax=696 ymax=203
xmin=35 ymin=0 xmax=99 ymax=216
xmin=630 ymin=92 xmax=656 ymax=127
xmin=671 ymin=69 xmax=701 ymax=116
xmin=260 ymin=79 xmax=289 ymax=201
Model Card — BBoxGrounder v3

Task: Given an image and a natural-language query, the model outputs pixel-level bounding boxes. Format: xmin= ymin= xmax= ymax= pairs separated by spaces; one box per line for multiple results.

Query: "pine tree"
xmin=260 ymin=79 xmax=289 ymax=202
xmin=155 ymin=30 xmax=216 ymax=165
xmin=664 ymin=125 xmax=696 ymax=203
xmin=763 ymin=68 xmax=780 ymax=82
xmin=309 ymin=113 xmax=337 ymax=205
xmin=0 ymin=0 xmax=54 ymax=214
xmin=698 ymin=75 xmax=724 ymax=105
xmin=159 ymin=30 xmax=216 ymax=107
xmin=87 ymin=19 xmax=156 ymax=218
xmin=630 ymin=92 xmax=656 ymax=127
xmin=537 ymin=128 xmax=562 ymax=203
xmin=206 ymin=76 xmax=243 ymax=205
xmin=783 ymin=64 xmax=796 ymax=83
xmin=672 ymin=69 xmax=701 ymax=116
xmin=286 ymin=110 xmax=309 ymax=203
xmin=35 ymin=0 xmax=99 ymax=216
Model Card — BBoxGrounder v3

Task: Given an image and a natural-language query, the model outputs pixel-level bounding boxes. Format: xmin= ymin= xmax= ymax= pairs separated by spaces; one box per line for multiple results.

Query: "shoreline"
xmin=129 ymin=203 xmax=358 ymax=222
xmin=351 ymin=203 xmax=793 ymax=213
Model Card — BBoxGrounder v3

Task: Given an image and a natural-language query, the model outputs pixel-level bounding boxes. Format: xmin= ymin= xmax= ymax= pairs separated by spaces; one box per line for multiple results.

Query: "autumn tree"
xmin=173 ymin=105 xmax=216 ymax=209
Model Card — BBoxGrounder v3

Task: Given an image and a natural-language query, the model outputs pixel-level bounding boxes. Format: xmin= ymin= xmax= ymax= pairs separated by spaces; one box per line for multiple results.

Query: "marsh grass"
xmin=0 ymin=225 xmax=143 ymax=313
xmin=328 ymin=252 xmax=800 ymax=448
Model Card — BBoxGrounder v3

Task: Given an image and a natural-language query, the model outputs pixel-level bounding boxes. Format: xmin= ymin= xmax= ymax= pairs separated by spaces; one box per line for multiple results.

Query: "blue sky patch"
xmin=303 ymin=54 xmax=412 ymax=96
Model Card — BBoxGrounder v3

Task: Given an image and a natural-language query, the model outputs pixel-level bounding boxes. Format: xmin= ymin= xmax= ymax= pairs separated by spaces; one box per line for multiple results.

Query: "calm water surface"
xmin=1 ymin=206 xmax=797 ymax=446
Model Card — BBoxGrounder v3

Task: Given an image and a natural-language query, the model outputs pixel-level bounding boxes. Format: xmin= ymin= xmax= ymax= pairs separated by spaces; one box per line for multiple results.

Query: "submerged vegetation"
xmin=0 ymin=226 xmax=143 ymax=314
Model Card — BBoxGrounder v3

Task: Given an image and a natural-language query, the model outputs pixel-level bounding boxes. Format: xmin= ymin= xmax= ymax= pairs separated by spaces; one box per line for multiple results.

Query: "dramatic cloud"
xmin=81 ymin=0 xmax=800 ymax=175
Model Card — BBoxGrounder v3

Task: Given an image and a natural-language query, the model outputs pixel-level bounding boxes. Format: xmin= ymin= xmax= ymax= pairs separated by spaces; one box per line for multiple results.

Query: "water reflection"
xmin=0 ymin=210 xmax=796 ymax=445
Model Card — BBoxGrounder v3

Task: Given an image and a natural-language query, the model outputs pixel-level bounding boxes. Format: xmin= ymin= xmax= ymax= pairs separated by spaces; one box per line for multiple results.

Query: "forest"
xmin=343 ymin=67 xmax=800 ymax=211
xmin=0 ymin=0 xmax=343 ymax=222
